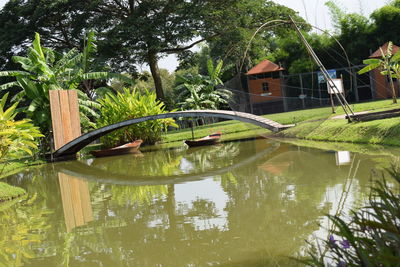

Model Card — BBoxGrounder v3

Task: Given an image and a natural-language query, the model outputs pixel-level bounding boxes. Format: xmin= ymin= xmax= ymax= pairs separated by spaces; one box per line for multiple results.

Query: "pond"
xmin=0 ymin=137 xmax=398 ymax=266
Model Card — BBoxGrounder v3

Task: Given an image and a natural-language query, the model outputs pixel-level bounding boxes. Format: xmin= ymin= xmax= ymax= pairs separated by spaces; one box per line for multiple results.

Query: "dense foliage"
xmin=302 ymin=168 xmax=400 ymax=266
xmin=0 ymin=32 xmax=132 ymax=142
xmin=180 ymin=1 xmax=400 ymax=77
xmin=0 ymin=0 xmax=303 ymax=100
xmin=0 ymin=93 xmax=42 ymax=165
xmin=96 ymin=88 xmax=177 ymax=148
xmin=175 ymin=59 xmax=232 ymax=110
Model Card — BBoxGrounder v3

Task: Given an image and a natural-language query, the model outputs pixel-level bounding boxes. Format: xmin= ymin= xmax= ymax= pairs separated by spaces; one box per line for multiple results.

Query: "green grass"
xmin=161 ymin=99 xmax=399 ymax=145
xmin=281 ymin=116 xmax=400 ymax=146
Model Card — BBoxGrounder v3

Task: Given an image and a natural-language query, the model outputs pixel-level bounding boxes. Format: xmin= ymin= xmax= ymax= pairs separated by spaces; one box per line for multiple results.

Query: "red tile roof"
xmin=369 ymin=42 xmax=400 ymax=58
xmin=246 ymin=59 xmax=284 ymax=75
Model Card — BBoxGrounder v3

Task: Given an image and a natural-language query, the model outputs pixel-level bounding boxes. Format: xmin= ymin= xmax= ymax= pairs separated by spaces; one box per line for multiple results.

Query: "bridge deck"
xmin=53 ymin=110 xmax=294 ymax=159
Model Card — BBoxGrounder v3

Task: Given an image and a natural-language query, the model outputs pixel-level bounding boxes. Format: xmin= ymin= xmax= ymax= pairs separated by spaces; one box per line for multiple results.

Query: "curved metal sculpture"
xmin=53 ymin=110 xmax=293 ymax=159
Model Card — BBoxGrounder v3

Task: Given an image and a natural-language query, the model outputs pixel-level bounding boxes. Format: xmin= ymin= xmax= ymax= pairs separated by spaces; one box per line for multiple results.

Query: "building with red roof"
xmin=239 ymin=42 xmax=399 ymax=115
xmin=246 ymin=59 xmax=286 ymax=114
xmin=369 ymin=42 xmax=400 ymax=59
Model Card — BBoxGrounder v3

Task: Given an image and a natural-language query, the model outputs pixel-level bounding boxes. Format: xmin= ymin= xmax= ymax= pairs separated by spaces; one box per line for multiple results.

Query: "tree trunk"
xmin=147 ymin=51 xmax=165 ymax=101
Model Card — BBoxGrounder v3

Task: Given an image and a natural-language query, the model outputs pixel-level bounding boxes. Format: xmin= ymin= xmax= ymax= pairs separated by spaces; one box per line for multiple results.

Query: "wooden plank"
xmin=59 ymin=90 xmax=73 ymax=145
xmin=49 ymin=91 xmax=64 ymax=150
xmin=68 ymin=90 xmax=82 ymax=139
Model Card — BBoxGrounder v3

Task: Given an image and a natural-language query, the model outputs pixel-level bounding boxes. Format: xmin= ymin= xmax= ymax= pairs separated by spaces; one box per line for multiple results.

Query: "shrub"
xmin=0 ymin=93 xmax=42 ymax=167
xmin=302 ymin=166 xmax=400 ymax=266
xmin=97 ymin=88 xmax=177 ymax=147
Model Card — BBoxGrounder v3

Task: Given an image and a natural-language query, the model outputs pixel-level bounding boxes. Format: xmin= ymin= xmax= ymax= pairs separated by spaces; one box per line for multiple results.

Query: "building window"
xmin=262 ymin=82 xmax=269 ymax=92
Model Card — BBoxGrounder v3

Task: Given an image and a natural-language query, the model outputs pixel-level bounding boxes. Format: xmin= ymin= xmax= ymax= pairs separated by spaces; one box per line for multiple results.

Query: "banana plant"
xmin=0 ymin=32 xmax=133 ymax=143
xmin=175 ymin=59 xmax=232 ymax=111
xmin=358 ymin=41 xmax=400 ymax=104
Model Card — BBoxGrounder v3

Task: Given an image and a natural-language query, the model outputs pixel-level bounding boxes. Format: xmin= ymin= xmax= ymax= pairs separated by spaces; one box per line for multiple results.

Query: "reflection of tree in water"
xmin=0 ymin=141 xmax=391 ymax=266
xmin=87 ymin=142 xmax=241 ymax=178
xmin=89 ymin=149 xmax=184 ymax=176
xmin=181 ymin=198 xmax=218 ymax=220
xmin=182 ymin=142 xmax=240 ymax=173
xmin=0 ymin=197 xmax=49 ymax=266
xmin=53 ymin=152 xmax=333 ymax=266
xmin=110 ymin=184 xmax=168 ymax=206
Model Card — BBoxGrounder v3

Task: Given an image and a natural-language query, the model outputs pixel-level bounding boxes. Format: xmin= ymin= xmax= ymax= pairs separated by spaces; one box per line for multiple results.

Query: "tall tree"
xmin=176 ymin=0 xmax=306 ymax=79
xmin=0 ymin=0 xmax=301 ymax=101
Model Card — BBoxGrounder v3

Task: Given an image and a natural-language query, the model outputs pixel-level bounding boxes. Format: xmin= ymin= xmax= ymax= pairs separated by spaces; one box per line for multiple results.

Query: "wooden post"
xmin=330 ymin=92 xmax=336 ymax=113
xmin=49 ymin=90 xmax=93 ymax=232
xmin=49 ymin=90 xmax=82 ymax=151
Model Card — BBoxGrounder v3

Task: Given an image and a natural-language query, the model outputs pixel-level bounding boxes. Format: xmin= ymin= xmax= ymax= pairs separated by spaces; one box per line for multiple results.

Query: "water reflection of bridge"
xmin=56 ymin=142 xmax=280 ymax=186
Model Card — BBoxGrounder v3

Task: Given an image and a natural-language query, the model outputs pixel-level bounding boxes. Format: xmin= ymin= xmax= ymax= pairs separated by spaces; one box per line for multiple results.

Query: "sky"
xmin=0 ymin=0 xmax=389 ymax=72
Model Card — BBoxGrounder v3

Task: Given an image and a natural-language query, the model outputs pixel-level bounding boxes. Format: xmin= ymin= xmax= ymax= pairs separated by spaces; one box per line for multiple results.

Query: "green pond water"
xmin=0 ymin=138 xmax=398 ymax=266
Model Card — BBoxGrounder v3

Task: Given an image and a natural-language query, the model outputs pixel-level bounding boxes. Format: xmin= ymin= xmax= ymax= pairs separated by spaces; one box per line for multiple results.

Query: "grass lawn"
xmin=161 ymin=99 xmax=399 ymax=145
xmin=280 ymin=116 xmax=400 ymax=146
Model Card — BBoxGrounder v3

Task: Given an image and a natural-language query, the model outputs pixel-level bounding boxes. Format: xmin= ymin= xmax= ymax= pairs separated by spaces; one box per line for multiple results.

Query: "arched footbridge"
xmin=53 ymin=110 xmax=294 ymax=159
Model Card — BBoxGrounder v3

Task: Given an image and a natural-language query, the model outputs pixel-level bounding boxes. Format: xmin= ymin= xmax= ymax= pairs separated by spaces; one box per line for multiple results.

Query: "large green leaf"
xmin=0 ymin=82 xmax=19 ymax=91
xmin=358 ymin=63 xmax=381 ymax=74
xmin=0 ymin=71 xmax=30 ymax=77
xmin=3 ymin=102 xmax=19 ymax=120
xmin=12 ymin=56 xmax=35 ymax=72
xmin=16 ymin=77 xmax=40 ymax=99
xmin=363 ymin=58 xmax=380 ymax=65
xmin=80 ymin=72 xmax=134 ymax=84
xmin=391 ymin=50 xmax=400 ymax=62
xmin=0 ymin=93 xmax=9 ymax=110
xmin=82 ymin=30 xmax=97 ymax=72
xmin=32 ymin=32 xmax=45 ymax=59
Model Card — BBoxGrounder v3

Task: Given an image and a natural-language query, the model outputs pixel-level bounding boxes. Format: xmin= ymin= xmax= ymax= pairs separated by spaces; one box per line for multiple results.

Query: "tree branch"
xmin=111 ymin=0 xmax=128 ymax=12
xmin=160 ymin=33 xmax=220 ymax=54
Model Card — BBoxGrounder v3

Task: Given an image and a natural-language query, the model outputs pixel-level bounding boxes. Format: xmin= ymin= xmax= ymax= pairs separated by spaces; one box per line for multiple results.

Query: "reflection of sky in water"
xmin=281 ymin=184 xmax=296 ymax=201
xmin=179 ymin=157 xmax=195 ymax=173
xmin=175 ymin=177 xmax=228 ymax=231
xmin=309 ymin=176 xmax=361 ymax=245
